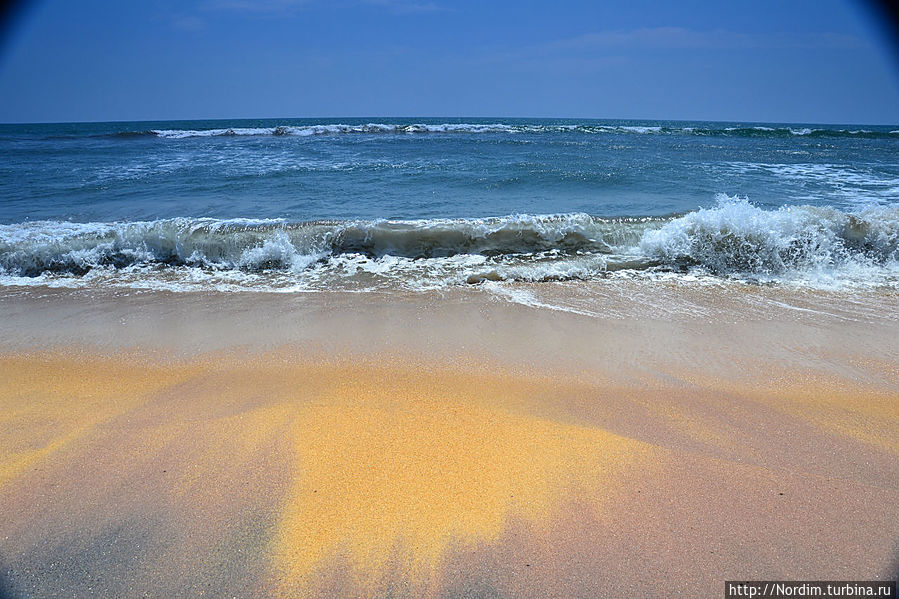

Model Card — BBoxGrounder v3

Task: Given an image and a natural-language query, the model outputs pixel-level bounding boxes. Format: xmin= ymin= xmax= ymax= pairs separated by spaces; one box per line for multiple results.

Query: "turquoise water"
xmin=1 ymin=118 xmax=898 ymax=291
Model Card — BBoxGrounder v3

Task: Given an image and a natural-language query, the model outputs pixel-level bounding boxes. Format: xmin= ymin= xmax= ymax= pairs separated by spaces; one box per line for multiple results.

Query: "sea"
xmin=1 ymin=117 xmax=897 ymax=295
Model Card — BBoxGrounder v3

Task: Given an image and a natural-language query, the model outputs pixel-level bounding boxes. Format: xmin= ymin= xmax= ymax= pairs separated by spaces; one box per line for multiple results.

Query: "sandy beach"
xmin=3 ymin=0 xmax=899 ymax=596
xmin=0 ymin=282 xmax=897 ymax=598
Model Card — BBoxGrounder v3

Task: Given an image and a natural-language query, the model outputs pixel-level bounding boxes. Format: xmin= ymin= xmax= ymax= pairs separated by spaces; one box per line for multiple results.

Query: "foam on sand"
xmin=1 ymin=280 xmax=897 ymax=597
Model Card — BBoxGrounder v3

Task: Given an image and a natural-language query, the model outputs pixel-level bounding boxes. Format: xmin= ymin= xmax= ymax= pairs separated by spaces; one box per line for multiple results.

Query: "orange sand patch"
xmin=0 ymin=351 xmax=655 ymax=596
xmin=685 ymin=367 xmax=899 ymax=454
xmin=0 ymin=353 xmax=194 ymax=488
xmin=4 ymin=350 xmax=894 ymax=598
xmin=273 ymin=365 xmax=655 ymax=596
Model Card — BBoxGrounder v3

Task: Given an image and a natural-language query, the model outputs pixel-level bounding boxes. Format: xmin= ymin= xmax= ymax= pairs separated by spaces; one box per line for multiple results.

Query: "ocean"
xmin=1 ymin=117 xmax=897 ymax=294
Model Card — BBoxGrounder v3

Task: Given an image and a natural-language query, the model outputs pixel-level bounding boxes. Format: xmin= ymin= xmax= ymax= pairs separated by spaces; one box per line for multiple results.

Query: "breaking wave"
xmin=67 ymin=123 xmax=899 ymax=140
xmin=640 ymin=198 xmax=898 ymax=277
xmin=1 ymin=197 xmax=897 ymax=291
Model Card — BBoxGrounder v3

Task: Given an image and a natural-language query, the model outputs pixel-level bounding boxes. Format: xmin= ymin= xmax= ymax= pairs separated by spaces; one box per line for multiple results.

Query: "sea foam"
xmin=1 ymin=198 xmax=897 ymax=291
xmin=90 ymin=122 xmax=899 ymax=140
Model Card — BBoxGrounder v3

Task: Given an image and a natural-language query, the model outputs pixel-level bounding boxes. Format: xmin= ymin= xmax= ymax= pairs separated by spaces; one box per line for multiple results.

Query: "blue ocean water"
xmin=1 ymin=117 xmax=898 ymax=291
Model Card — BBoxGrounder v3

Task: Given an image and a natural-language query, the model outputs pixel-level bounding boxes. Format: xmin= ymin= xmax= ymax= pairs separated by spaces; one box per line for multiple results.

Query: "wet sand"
xmin=0 ymin=283 xmax=897 ymax=598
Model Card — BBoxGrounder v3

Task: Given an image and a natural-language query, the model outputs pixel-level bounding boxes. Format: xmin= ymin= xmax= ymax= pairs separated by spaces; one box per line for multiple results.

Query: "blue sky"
xmin=1 ymin=0 xmax=897 ymax=124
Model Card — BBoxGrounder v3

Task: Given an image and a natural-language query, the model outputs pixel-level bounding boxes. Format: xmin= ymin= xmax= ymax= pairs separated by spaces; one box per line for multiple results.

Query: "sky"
xmin=0 ymin=0 xmax=898 ymax=124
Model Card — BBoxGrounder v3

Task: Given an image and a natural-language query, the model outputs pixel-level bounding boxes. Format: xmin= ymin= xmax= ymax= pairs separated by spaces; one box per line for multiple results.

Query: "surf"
xmin=1 ymin=198 xmax=897 ymax=291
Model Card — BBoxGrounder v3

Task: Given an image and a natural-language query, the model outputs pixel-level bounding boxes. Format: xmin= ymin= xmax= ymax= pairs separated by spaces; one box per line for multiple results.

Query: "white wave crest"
xmin=639 ymin=195 xmax=899 ymax=280
xmin=1 ymin=201 xmax=897 ymax=291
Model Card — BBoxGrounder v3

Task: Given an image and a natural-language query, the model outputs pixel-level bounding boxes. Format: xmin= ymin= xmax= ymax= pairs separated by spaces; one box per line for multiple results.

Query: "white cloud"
xmin=170 ymin=15 xmax=207 ymax=32
xmin=362 ymin=0 xmax=443 ymax=13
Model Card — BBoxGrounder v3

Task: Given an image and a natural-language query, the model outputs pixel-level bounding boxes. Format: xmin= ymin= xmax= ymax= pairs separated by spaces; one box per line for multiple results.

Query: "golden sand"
xmin=0 ymin=353 xmax=656 ymax=596
xmin=0 ymin=353 xmax=193 ymax=488
xmin=681 ymin=365 xmax=899 ymax=454
xmin=274 ymin=365 xmax=653 ymax=595
xmin=1 ymin=349 xmax=896 ymax=598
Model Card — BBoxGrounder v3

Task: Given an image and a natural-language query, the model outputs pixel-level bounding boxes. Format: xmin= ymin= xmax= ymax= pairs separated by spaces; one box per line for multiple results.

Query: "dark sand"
xmin=0 ymin=282 xmax=897 ymax=598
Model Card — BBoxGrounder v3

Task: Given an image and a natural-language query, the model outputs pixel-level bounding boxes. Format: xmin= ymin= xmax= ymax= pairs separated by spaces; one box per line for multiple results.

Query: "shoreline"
xmin=1 ymin=284 xmax=897 ymax=597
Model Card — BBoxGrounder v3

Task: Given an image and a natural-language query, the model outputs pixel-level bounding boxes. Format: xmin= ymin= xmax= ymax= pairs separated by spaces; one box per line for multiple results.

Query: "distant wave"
xmin=148 ymin=124 xmax=521 ymax=138
xmin=57 ymin=123 xmax=899 ymax=140
xmin=2 ymin=198 xmax=897 ymax=291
